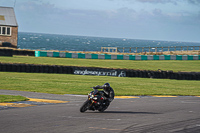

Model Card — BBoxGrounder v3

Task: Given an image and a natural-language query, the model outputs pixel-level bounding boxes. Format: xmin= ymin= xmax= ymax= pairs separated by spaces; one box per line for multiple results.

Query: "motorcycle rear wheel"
xmin=80 ymin=99 xmax=91 ymax=113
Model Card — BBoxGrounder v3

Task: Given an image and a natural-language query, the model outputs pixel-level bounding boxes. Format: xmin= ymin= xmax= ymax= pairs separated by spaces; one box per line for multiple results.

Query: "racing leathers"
xmin=93 ymin=85 xmax=114 ymax=105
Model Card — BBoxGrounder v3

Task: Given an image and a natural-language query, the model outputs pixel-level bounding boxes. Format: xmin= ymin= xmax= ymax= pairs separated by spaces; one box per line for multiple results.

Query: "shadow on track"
xmin=87 ymin=111 xmax=160 ymax=114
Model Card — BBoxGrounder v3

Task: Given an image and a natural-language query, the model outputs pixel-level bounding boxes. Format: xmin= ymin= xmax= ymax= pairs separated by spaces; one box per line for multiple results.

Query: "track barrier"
xmin=35 ymin=51 xmax=200 ymax=60
xmin=0 ymin=49 xmax=13 ymax=56
xmin=0 ymin=48 xmax=35 ymax=56
xmin=0 ymin=63 xmax=199 ymax=80
xmin=0 ymin=48 xmax=199 ymax=60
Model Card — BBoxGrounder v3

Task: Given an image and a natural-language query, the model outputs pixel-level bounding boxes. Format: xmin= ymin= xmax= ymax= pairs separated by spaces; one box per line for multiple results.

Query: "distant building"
xmin=0 ymin=7 xmax=18 ymax=48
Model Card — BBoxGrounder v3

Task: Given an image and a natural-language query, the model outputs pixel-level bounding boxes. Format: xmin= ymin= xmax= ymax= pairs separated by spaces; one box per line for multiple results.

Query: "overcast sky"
xmin=1 ymin=0 xmax=200 ymax=42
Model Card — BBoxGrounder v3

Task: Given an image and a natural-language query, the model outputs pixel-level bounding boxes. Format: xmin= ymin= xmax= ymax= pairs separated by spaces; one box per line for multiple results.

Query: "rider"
xmin=93 ymin=83 xmax=114 ymax=106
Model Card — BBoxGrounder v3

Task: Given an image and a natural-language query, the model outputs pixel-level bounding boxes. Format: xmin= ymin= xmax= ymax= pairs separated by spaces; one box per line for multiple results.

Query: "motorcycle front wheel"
xmin=80 ymin=99 xmax=91 ymax=113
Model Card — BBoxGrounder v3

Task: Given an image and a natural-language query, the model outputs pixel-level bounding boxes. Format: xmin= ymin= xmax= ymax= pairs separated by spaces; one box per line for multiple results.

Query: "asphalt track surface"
xmin=0 ymin=90 xmax=200 ymax=133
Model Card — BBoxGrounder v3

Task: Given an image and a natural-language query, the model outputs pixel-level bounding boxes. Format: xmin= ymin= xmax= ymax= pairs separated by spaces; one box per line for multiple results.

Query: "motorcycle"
xmin=80 ymin=88 xmax=109 ymax=113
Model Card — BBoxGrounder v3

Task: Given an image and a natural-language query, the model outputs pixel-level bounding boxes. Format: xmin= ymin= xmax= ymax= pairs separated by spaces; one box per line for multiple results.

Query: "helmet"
xmin=103 ymin=83 xmax=110 ymax=92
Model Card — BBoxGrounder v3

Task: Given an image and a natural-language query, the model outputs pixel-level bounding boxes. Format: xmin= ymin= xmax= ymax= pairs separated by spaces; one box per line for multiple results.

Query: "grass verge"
xmin=0 ymin=72 xmax=199 ymax=96
xmin=0 ymin=56 xmax=200 ymax=72
xmin=0 ymin=95 xmax=28 ymax=103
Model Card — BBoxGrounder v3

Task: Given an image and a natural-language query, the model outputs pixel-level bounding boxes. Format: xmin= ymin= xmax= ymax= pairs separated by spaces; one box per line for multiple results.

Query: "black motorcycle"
xmin=80 ymin=88 xmax=109 ymax=113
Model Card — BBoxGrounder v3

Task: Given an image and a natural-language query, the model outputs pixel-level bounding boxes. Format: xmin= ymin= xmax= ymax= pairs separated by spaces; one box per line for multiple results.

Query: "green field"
xmin=0 ymin=56 xmax=200 ymax=72
xmin=0 ymin=95 xmax=28 ymax=103
xmin=0 ymin=56 xmax=200 ymax=97
xmin=0 ymin=72 xmax=199 ymax=96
